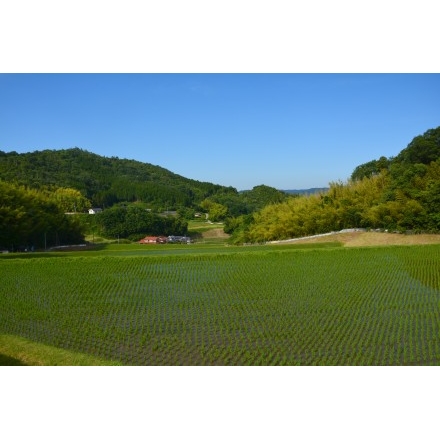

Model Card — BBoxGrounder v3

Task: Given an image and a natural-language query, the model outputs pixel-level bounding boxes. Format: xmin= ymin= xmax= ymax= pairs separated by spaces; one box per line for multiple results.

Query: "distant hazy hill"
xmin=281 ymin=188 xmax=329 ymax=195
xmin=0 ymin=147 xmax=234 ymax=209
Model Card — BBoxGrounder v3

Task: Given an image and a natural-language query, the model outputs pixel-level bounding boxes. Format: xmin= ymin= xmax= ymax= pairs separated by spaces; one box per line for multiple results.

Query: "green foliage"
xmin=240 ymin=184 xmax=291 ymax=209
xmin=352 ymin=127 xmax=440 ymax=181
xmin=395 ymin=127 xmax=440 ymax=165
xmin=241 ymin=127 xmax=440 ymax=243
xmin=51 ymin=187 xmax=92 ymax=212
xmin=0 ymin=149 xmax=300 ymax=241
xmin=224 ymin=214 xmax=254 ymax=244
xmin=1 ymin=244 xmax=439 ymax=365
xmin=351 ymin=156 xmax=391 ymax=180
xmin=0 ymin=147 xmax=233 ymax=209
xmin=177 ymin=206 xmax=196 ymax=220
xmin=200 ymin=199 xmax=228 ymax=222
xmin=96 ymin=204 xmax=188 ymax=239
xmin=0 ymin=150 xmax=295 ymax=246
xmin=0 ymin=181 xmax=85 ymax=250
xmin=202 ymin=185 xmax=291 ymax=218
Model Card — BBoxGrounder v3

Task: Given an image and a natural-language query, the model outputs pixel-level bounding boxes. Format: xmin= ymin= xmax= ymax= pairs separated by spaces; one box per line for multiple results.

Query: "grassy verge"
xmin=0 ymin=334 xmax=121 ymax=366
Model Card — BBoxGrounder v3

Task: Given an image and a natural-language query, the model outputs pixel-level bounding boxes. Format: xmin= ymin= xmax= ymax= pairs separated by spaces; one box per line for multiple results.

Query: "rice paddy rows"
xmin=1 ymin=244 xmax=439 ymax=365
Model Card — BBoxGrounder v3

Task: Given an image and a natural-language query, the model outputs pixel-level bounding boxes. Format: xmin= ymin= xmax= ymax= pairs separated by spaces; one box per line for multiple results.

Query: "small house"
xmin=139 ymin=236 xmax=159 ymax=244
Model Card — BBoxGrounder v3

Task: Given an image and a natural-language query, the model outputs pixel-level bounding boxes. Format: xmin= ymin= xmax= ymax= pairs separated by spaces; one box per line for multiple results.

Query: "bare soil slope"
xmin=284 ymin=231 xmax=440 ymax=247
xmin=202 ymin=228 xmax=230 ymax=239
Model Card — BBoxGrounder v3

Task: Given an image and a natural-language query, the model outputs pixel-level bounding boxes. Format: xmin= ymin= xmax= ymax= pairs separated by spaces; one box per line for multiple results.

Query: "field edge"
xmin=0 ymin=334 xmax=121 ymax=366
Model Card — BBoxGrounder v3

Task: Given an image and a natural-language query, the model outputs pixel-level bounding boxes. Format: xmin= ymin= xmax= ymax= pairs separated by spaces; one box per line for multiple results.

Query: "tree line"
xmin=225 ymin=126 xmax=440 ymax=243
xmin=0 ymin=181 xmax=193 ymax=249
xmin=91 ymin=204 xmax=188 ymax=241
xmin=0 ymin=182 xmax=84 ymax=250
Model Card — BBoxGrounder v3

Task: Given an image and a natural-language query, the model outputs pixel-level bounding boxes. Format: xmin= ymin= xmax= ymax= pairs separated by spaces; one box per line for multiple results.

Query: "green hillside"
xmin=227 ymin=126 xmax=440 ymax=243
xmin=0 ymin=147 xmax=234 ymax=209
xmin=351 ymin=126 xmax=440 ymax=180
xmin=0 ymin=148 xmax=293 ymax=249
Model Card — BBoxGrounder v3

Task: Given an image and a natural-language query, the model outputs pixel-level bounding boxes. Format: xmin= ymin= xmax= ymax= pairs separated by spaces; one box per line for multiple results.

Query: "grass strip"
xmin=0 ymin=334 xmax=121 ymax=366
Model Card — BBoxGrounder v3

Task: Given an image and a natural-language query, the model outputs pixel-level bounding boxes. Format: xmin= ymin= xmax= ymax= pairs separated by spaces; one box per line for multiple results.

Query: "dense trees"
xmin=95 ymin=204 xmax=188 ymax=240
xmin=0 ymin=147 xmax=233 ymax=209
xmin=0 ymin=148 xmax=294 ymax=219
xmin=0 ymin=182 xmax=189 ymax=249
xmin=0 ymin=182 xmax=85 ymax=250
xmin=52 ymin=187 xmax=91 ymax=213
xmin=394 ymin=127 xmax=440 ymax=165
xmin=0 ymin=149 xmax=294 ymax=247
xmin=202 ymin=184 xmax=292 ymax=219
xmin=351 ymin=156 xmax=390 ymax=181
xmin=199 ymin=199 xmax=229 ymax=222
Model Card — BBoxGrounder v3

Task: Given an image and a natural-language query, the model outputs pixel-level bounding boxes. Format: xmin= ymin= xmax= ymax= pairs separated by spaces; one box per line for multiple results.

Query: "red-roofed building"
xmin=139 ymin=236 xmax=158 ymax=244
xmin=139 ymin=236 xmax=168 ymax=244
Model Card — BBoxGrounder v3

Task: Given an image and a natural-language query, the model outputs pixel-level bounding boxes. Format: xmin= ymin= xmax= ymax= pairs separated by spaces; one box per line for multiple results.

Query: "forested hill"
xmin=0 ymin=148 xmax=235 ymax=209
xmin=351 ymin=126 xmax=440 ymax=180
xmin=226 ymin=126 xmax=440 ymax=243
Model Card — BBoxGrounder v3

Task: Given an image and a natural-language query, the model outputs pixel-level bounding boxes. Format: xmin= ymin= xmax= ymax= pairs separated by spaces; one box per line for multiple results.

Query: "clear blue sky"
xmin=1 ymin=73 xmax=439 ymax=191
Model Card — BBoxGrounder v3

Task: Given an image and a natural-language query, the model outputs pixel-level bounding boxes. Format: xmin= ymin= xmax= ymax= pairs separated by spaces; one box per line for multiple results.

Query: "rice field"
xmin=1 ymin=243 xmax=439 ymax=365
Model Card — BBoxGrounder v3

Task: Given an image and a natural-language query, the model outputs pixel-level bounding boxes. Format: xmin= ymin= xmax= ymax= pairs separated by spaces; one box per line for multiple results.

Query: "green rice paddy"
xmin=1 ymin=243 xmax=439 ymax=365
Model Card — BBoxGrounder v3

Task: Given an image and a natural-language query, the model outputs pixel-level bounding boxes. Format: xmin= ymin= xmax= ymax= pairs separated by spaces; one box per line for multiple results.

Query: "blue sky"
xmin=1 ymin=73 xmax=439 ymax=191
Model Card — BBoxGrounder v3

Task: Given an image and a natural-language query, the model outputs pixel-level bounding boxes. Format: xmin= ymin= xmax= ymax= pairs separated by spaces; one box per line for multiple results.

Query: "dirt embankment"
xmin=202 ymin=228 xmax=230 ymax=239
xmin=275 ymin=231 xmax=440 ymax=247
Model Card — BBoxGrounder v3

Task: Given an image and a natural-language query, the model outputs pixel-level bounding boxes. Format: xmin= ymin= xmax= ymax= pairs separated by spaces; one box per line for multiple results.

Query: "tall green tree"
xmin=200 ymin=199 xmax=228 ymax=222
xmin=51 ymin=187 xmax=92 ymax=213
